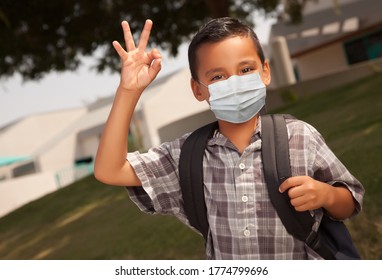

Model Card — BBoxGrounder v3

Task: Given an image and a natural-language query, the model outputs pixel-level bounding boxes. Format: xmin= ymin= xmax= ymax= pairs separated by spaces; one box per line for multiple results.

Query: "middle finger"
xmin=138 ymin=19 xmax=153 ymax=51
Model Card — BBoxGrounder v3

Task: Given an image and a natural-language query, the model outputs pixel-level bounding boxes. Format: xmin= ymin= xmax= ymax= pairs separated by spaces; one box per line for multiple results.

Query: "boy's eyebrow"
xmin=204 ymin=60 xmax=259 ymax=77
xmin=204 ymin=67 xmax=225 ymax=77
xmin=238 ymin=59 xmax=259 ymax=67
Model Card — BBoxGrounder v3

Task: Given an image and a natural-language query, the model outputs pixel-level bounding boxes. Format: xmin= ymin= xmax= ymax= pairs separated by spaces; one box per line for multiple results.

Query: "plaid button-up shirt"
xmin=127 ymin=117 xmax=364 ymax=259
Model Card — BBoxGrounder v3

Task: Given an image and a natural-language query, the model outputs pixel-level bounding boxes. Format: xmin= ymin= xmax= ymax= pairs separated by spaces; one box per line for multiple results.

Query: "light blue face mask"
xmin=200 ymin=72 xmax=266 ymax=123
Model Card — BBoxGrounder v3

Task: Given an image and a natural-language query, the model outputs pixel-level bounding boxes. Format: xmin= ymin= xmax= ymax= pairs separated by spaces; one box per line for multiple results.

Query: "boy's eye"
xmin=211 ymin=75 xmax=224 ymax=81
xmin=241 ymin=67 xmax=253 ymax=74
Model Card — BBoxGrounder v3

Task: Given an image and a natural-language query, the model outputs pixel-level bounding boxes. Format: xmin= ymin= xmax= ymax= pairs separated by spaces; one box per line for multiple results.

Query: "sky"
xmin=0 ymin=15 xmax=276 ymax=128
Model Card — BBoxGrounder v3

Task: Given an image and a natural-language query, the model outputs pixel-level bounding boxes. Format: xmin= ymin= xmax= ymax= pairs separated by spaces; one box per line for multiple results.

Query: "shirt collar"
xmin=207 ymin=116 xmax=262 ymax=148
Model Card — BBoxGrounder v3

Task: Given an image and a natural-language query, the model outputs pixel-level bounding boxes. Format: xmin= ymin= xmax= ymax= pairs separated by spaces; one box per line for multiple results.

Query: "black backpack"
xmin=179 ymin=114 xmax=361 ymax=260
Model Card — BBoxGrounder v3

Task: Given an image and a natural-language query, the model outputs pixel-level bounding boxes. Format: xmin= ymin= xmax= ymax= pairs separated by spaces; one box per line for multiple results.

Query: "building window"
xmin=344 ymin=29 xmax=382 ymax=64
xmin=75 ymin=156 xmax=93 ymax=165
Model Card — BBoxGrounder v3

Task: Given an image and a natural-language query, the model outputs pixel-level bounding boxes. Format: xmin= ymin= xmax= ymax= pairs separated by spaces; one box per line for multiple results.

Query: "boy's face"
xmin=191 ymin=35 xmax=271 ymax=102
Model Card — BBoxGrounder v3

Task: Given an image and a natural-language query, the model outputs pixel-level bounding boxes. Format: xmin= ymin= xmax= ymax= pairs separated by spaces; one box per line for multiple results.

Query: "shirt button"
xmin=244 ymin=229 xmax=251 ymax=237
xmin=242 ymin=195 xmax=248 ymax=202
xmin=239 ymin=163 xmax=246 ymax=170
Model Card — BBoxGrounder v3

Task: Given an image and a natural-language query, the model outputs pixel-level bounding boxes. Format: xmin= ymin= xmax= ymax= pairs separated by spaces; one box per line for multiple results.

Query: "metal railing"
xmin=55 ymin=163 xmax=94 ymax=189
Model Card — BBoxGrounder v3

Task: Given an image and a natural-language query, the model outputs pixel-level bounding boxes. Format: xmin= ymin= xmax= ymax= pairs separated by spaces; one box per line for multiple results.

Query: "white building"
xmin=0 ymin=68 xmax=214 ymax=217
xmin=269 ymin=0 xmax=382 ymax=86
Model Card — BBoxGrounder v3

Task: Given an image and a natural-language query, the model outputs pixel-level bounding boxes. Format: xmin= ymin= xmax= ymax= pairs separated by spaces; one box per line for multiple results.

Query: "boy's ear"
xmin=190 ymin=78 xmax=205 ymax=101
xmin=262 ymin=60 xmax=271 ymax=86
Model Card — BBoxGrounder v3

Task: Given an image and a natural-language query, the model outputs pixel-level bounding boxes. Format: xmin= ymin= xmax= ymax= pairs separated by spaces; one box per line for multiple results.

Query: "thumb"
xmin=147 ymin=48 xmax=162 ymax=79
xmin=149 ymin=58 xmax=162 ymax=79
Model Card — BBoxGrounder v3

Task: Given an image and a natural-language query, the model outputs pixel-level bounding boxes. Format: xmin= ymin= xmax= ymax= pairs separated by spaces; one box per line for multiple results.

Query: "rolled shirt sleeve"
xmin=288 ymin=119 xmax=364 ymax=218
xmin=125 ymin=135 xmax=194 ymax=227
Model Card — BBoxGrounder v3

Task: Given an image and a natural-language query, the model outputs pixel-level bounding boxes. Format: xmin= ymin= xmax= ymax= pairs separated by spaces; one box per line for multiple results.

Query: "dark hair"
xmin=188 ymin=17 xmax=265 ymax=80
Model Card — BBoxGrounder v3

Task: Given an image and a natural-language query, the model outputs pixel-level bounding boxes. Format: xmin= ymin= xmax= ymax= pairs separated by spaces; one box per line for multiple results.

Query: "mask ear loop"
xmin=198 ymin=81 xmax=208 ymax=88
xmin=194 ymin=81 xmax=208 ymax=97
xmin=258 ymin=65 xmax=267 ymax=115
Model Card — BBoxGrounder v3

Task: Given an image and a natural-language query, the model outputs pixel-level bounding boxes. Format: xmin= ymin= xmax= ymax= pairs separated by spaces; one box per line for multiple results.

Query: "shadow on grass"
xmin=0 ymin=176 xmax=205 ymax=260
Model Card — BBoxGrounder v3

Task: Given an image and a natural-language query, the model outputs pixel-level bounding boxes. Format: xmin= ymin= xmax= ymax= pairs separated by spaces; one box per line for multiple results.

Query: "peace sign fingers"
xmin=120 ymin=19 xmax=152 ymax=53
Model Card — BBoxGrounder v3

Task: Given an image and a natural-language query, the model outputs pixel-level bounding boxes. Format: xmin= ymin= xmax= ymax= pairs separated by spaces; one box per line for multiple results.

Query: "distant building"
xmin=269 ymin=0 xmax=382 ymax=86
xmin=0 ymin=68 xmax=213 ymax=179
xmin=0 ymin=68 xmax=215 ymax=217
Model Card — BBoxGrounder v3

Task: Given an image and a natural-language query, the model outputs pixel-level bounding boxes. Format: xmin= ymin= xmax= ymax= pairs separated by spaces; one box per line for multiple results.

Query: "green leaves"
xmin=0 ymin=0 xmax=310 ymax=81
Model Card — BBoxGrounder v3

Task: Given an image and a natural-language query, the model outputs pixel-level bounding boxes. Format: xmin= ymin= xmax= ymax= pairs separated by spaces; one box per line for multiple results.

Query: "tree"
xmin=0 ymin=0 xmax=315 ymax=80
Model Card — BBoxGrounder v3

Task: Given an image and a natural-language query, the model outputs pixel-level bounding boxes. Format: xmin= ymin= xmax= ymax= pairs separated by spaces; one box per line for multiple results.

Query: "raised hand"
xmin=112 ymin=20 xmax=162 ymax=94
xmin=94 ymin=20 xmax=163 ymax=187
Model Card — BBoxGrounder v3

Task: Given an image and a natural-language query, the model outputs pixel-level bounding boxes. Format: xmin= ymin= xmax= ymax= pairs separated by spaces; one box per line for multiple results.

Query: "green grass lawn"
xmin=0 ymin=74 xmax=381 ymax=260
xmin=0 ymin=177 xmax=205 ymax=259
xmin=272 ymin=73 xmax=382 ymax=259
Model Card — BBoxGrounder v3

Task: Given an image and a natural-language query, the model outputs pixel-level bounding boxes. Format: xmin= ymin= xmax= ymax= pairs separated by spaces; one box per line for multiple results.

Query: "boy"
xmin=94 ymin=17 xmax=364 ymax=259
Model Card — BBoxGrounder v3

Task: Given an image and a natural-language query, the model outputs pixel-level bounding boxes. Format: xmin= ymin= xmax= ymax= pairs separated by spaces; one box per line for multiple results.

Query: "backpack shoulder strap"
xmin=261 ymin=114 xmax=335 ymax=259
xmin=179 ymin=121 xmax=218 ymax=242
xmin=261 ymin=114 xmax=312 ymax=240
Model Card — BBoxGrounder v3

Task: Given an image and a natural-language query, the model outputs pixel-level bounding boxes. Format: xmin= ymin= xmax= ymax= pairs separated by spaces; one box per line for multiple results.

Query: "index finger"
xmin=121 ymin=21 xmax=136 ymax=52
xmin=137 ymin=19 xmax=153 ymax=51
xmin=279 ymin=176 xmax=303 ymax=193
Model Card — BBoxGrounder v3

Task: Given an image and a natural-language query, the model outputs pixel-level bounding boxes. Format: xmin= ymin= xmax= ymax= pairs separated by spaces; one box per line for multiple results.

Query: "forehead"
xmin=195 ymin=36 xmax=260 ymax=75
